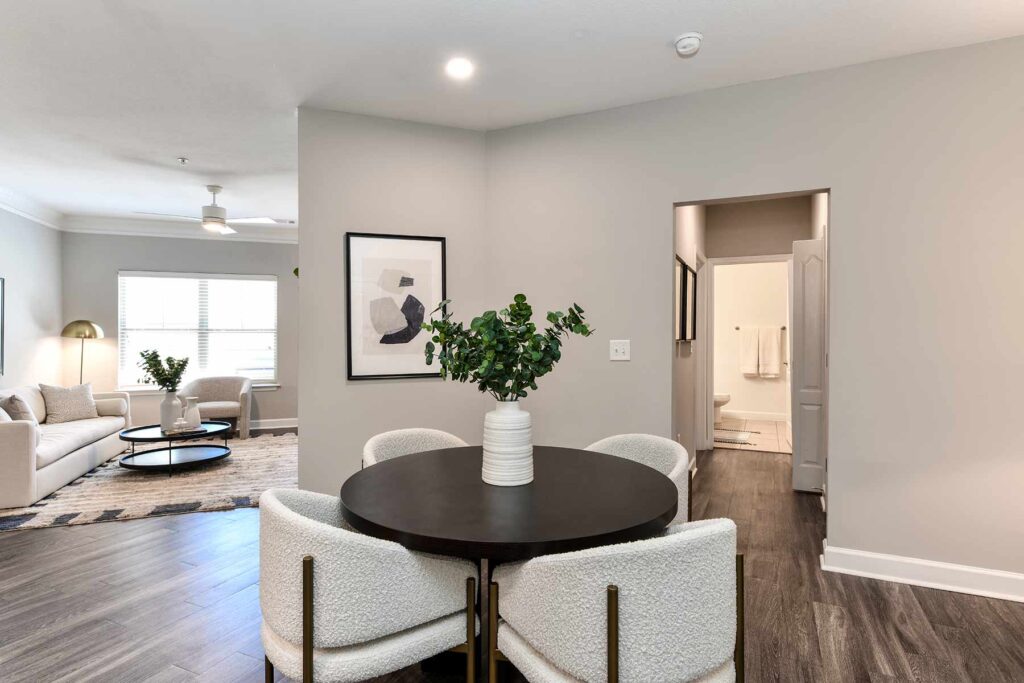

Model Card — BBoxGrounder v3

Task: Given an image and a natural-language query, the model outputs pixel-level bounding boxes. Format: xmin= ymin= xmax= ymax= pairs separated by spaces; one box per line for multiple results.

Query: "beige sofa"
xmin=0 ymin=385 xmax=131 ymax=509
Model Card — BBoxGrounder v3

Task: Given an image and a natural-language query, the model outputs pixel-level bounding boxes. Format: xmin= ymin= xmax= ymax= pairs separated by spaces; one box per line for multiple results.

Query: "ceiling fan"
xmin=135 ymin=185 xmax=286 ymax=235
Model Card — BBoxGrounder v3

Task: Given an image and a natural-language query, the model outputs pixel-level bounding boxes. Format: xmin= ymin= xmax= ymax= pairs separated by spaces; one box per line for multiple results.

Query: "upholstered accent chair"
xmin=362 ymin=428 xmax=468 ymax=467
xmin=490 ymin=519 xmax=742 ymax=683
xmin=586 ymin=434 xmax=691 ymax=523
xmin=179 ymin=376 xmax=252 ymax=439
xmin=260 ymin=489 xmax=480 ymax=682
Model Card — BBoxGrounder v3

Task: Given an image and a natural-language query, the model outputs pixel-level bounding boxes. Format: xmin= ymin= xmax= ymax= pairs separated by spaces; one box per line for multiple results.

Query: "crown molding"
xmin=60 ymin=215 xmax=298 ymax=245
xmin=0 ymin=187 xmax=64 ymax=230
xmin=0 ymin=187 xmax=298 ymax=244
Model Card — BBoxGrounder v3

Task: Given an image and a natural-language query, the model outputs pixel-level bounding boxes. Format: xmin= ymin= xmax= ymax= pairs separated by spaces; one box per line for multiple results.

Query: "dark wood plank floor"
xmin=0 ymin=448 xmax=1021 ymax=682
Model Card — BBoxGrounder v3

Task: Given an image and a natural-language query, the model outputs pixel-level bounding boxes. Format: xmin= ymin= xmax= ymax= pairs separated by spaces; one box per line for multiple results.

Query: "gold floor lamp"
xmin=61 ymin=320 xmax=104 ymax=384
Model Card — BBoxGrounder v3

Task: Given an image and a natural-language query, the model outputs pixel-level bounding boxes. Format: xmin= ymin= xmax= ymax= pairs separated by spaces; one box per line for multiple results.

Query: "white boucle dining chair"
xmin=489 ymin=519 xmax=742 ymax=683
xmin=585 ymin=433 xmax=692 ymax=523
xmin=259 ymin=488 xmax=479 ymax=683
xmin=362 ymin=428 xmax=468 ymax=467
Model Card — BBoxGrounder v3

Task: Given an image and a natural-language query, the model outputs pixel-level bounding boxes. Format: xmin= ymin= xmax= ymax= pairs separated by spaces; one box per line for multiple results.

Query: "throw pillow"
xmin=0 ymin=406 xmax=11 ymax=423
xmin=39 ymin=383 xmax=99 ymax=424
xmin=0 ymin=394 xmax=38 ymax=425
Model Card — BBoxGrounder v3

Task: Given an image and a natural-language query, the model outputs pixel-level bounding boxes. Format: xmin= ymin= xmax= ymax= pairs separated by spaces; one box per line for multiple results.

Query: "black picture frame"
xmin=676 ymin=257 xmax=697 ymax=342
xmin=345 ymin=232 xmax=447 ymax=380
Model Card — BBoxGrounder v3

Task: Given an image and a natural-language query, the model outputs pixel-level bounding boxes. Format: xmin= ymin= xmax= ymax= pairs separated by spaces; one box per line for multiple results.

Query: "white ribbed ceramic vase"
xmin=160 ymin=391 xmax=182 ymax=431
xmin=481 ymin=400 xmax=534 ymax=486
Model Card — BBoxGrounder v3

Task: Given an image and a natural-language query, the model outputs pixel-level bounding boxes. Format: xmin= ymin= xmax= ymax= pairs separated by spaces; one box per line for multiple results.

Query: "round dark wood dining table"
xmin=339 ymin=445 xmax=677 ymax=680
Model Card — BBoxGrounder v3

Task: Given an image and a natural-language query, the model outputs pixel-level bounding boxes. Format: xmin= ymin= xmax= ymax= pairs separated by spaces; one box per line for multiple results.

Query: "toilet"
xmin=713 ymin=394 xmax=731 ymax=425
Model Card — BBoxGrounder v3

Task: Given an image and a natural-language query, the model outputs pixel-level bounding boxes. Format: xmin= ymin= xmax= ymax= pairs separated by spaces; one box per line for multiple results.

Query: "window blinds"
xmin=118 ymin=271 xmax=278 ymax=387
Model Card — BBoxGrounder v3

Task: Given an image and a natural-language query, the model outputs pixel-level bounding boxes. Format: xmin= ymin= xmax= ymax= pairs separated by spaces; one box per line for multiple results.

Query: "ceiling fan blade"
xmin=226 ymin=217 xmax=278 ymax=225
xmin=134 ymin=211 xmax=200 ymax=221
xmin=218 ymin=225 xmax=238 ymax=235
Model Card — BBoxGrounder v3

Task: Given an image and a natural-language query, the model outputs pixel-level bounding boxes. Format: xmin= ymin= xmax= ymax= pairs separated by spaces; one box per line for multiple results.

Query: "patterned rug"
xmin=0 ymin=432 xmax=297 ymax=531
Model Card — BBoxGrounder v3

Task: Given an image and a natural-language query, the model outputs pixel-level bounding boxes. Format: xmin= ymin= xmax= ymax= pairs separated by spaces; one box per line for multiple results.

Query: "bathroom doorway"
xmin=708 ymin=256 xmax=792 ymax=454
xmin=673 ymin=190 xmax=829 ymax=496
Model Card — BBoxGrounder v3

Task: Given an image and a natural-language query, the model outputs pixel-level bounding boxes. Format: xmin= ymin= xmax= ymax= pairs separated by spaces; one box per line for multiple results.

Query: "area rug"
xmin=0 ymin=432 xmax=297 ymax=531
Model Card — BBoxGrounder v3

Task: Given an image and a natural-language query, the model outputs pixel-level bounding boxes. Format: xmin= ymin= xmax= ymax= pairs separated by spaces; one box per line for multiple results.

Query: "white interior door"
xmin=791 ymin=239 xmax=826 ymax=492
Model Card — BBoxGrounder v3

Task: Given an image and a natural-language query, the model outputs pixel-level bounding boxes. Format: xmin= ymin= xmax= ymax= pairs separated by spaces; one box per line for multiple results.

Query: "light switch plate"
xmin=609 ymin=339 xmax=630 ymax=361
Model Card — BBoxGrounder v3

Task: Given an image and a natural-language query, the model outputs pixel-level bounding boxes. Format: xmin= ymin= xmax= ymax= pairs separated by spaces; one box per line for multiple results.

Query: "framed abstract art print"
xmin=345 ymin=232 xmax=446 ymax=380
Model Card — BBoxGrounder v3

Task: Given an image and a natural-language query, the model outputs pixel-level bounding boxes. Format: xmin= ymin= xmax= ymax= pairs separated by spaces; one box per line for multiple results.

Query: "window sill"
xmin=120 ymin=383 xmax=280 ymax=396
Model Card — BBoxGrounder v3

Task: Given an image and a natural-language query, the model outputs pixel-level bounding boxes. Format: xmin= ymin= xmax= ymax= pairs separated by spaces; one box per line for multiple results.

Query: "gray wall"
xmin=60 ymin=232 xmax=298 ymax=422
xmin=298 ymin=109 xmax=490 ymax=490
xmin=705 ymin=196 xmax=813 ymax=258
xmin=0 ymin=213 xmax=63 ymax=389
xmin=484 ymin=37 xmax=1024 ymax=574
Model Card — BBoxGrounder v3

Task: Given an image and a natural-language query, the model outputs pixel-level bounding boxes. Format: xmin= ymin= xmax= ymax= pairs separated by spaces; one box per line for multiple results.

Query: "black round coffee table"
xmin=340 ymin=445 xmax=677 ymax=680
xmin=119 ymin=421 xmax=231 ymax=475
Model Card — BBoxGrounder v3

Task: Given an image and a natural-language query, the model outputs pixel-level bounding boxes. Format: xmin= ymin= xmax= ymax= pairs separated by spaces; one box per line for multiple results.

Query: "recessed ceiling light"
xmin=445 ymin=57 xmax=475 ymax=80
xmin=674 ymin=32 xmax=703 ymax=58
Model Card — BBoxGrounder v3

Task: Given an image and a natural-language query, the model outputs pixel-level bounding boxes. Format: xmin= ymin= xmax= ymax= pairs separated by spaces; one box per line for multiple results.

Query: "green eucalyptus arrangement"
xmin=422 ymin=294 xmax=593 ymax=401
xmin=138 ymin=350 xmax=189 ymax=392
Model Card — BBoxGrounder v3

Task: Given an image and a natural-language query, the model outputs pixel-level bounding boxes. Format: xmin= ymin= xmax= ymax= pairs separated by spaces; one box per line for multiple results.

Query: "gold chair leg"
xmin=607 ymin=585 xmax=619 ymax=683
xmin=466 ymin=577 xmax=477 ymax=683
xmin=688 ymin=469 xmax=693 ymax=521
xmin=488 ymin=582 xmax=499 ymax=683
xmin=264 ymin=656 xmax=273 ymax=683
xmin=303 ymin=555 xmax=313 ymax=683
xmin=735 ymin=554 xmax=745 ymax=683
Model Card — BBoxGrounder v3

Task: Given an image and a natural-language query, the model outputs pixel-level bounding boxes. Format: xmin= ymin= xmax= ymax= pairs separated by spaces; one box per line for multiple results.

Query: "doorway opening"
xmin=710 ymin=256 xmax=792 ymax=454
xmin=672 ymin=190 xmax=830 ymax=497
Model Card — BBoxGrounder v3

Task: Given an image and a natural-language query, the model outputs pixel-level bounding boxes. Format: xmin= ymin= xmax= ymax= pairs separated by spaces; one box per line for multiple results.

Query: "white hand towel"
xmin=758 ymin=326 xmax=782 ymax=378
xmin=740 ymin=327 xmax=759 ymax=376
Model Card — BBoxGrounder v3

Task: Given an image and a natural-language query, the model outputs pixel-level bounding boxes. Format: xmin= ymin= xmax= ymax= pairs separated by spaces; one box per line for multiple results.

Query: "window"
xmin=118 ymin=271 xmax=277 ymax=387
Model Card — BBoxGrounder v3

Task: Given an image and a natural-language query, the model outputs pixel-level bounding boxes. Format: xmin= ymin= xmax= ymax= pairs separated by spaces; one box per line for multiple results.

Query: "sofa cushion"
xmin=95 ymin=398 xmax=129 ymax=417
xmin=0 ymin=386 xmax=46 ymax=422
xmin=0 ymin=394 xmax=39 ymax=425
xmin=197 ymin=401 xmax=240 ymax=419
xmin=0 ymin=406 xmax=11 ymax=423
xmin=36 ymin=416 xmax=126 ymax=469
xmin=40 ymin=383 xmax=99 ymax=424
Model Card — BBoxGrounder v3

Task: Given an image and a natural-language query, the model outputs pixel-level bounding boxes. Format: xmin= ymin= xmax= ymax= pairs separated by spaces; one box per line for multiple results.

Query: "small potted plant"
xmin=423 ymin=294 xmax=592 ymax=486
xmin=138 ymin=350 xmax=190 ymax=431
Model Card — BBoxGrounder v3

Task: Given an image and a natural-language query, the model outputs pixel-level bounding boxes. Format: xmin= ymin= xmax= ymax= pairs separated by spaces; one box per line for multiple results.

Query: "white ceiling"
xmin=2 ymin=1 xmax=1023 ymax=228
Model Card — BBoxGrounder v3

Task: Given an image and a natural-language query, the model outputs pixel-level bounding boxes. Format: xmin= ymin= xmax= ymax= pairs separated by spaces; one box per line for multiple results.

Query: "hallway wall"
xmin=485 ymin=37 xmax=1024 ymax=587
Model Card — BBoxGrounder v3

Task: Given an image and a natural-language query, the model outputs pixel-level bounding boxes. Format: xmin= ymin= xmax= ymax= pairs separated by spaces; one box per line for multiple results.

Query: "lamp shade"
xmin=61 ymin=320 xmax=104 ymax=340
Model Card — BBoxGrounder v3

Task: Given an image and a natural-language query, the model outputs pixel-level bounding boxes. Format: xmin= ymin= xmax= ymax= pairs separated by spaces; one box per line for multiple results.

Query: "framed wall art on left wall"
xmin=345 ymin=233 xmax=446 ymax=380
xmin=0 ymin=277 xmax=5 ymax=376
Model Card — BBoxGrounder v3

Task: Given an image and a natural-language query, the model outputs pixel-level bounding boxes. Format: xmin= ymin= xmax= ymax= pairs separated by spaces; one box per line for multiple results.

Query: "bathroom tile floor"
xmin=714 ymin=417 xmax=792 ymax=454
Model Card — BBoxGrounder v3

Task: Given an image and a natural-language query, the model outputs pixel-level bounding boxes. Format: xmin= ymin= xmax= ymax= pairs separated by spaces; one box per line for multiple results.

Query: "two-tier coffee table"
xmin=119 ymin=421 xmax=231 ymax=475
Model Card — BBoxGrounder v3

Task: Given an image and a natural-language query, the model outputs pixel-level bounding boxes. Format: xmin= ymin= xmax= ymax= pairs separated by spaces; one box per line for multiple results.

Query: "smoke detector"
xmin=674 ymin=32 xmax=703 ymax=58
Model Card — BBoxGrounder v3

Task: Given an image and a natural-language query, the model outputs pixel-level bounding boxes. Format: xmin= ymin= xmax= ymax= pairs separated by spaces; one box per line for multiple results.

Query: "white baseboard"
xmin=252 ymin=418 xmax=298 ymax=430
xmin=721 ymin=409 xmax=789 ymax=422
xmin=821 ymin=541 xmax=1024 ymax=603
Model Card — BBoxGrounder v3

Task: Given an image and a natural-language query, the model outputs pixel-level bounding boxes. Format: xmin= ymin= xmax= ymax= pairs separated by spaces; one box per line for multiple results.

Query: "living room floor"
xmin=1 ymin=449 xmax=1022 ymax=682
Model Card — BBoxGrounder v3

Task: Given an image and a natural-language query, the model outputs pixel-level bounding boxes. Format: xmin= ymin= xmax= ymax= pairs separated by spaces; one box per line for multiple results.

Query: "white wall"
xmin=298 ymin=109 xmax=491 ymax=492
xmin=0 ymin=211 xmax=63 ymax=389
xmin=811 ymin=192 xmax=829 ymax=241
xmin=713 ymin=262 xmax=790 ymax=421
xmin=672 ymin=205 xmax=705 ymax=456
xmin=483 ymin=37 xmax=1024 ymax=581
